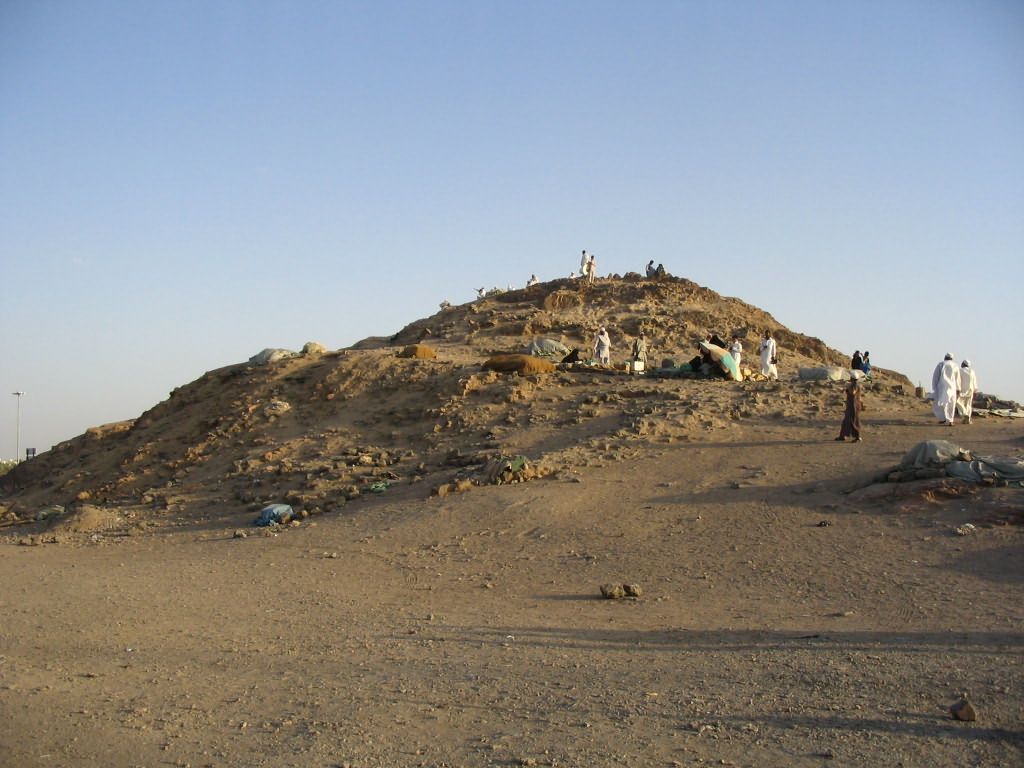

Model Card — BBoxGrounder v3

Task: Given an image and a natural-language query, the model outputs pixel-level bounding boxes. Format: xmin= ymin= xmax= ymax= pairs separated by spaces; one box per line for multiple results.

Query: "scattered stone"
xmin=599 ymin=582 xmax=642 ymax=599
xmin=950 ymin=698 xmax=977 ymax=721
xmin=954 ymin=523 xmax=976 ymax=536
xmin=600 ymin=583 xmax=626 ymax=599
xmin=232 ymin=529 xmax=247 ymax=539
xmin=34 ymin=505 xmax=65 ymax=522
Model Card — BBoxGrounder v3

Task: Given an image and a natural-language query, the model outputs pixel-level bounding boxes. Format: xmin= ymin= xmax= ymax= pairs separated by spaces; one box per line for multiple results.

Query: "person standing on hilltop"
xmin=956 ymin=360 xmax=978 ymax=424
xmin=835 ymin=373 xmax=864 ymax=442
xmin=861 ymin=351 xmax=872 ymax=377
xmin=759 ymin=330 xmax=778 ymax=380
xmin=729 ymin=335 xmax=743 ymax=368
xmin=646 ymin=260 xmax=657 ymax=278
xmin=593 ymin=326 xmax=611 ymax=365
xmin=586 ymin=253 xmax=597 ymax=284
xmin=931 ymin=353 xmax=960 ymax=426
xmin=580 ymin=249 xmax=589 ymax=276
xmin=527 ymin=274 xmax=539 ymax=287
xmin=851 ymin=350 xmax=863 ymax=371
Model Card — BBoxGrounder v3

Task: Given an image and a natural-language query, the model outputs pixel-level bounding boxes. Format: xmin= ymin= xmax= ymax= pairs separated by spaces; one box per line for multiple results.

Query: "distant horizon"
xmin=3 ymin=268 xmax=1021 ymax=461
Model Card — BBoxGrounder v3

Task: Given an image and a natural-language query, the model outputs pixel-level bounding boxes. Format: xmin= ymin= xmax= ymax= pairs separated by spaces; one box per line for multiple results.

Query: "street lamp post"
xmin=12 ymin=392 xmax=24 ymax=463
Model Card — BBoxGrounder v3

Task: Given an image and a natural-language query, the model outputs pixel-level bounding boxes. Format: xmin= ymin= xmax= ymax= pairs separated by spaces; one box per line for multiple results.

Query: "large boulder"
xmin=482 ymin=354 xmax=556 ymax=374
xmin=526 ymin=338 xmax=570 ymax=358
xmin=249 ymin=348 xmax=297 ymax=366
xmin=398 ymin=344 xmax=437 ymax=359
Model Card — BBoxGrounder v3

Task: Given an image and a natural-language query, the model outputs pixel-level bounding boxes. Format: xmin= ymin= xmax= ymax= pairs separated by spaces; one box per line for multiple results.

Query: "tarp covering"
xmin=698 ymin=342 xmax=742 ymax=381
xmin=255 ymin=503 xmax=293 ymax=526
xmin=799 ymin=366 xmax=863 ymax=382
xmin=527 ymin=338 xmax=570 ymax=358
xmin=899 ymin=440 xmax=971 ymax=469
xmin=946 ymin=456 xmax=1024 ymax=483
xmin=897 ymin=440 xmax=1024 ymax=484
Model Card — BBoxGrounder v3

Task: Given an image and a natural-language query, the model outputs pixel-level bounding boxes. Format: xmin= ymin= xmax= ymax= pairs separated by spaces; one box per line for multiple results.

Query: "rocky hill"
xmin=0 ymin=275 xmax=912 ymax=532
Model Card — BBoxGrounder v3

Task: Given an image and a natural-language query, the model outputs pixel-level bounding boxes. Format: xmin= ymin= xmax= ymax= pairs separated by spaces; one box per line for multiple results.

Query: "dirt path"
xmin=1 ymin=414 xmax=1022 ymax=767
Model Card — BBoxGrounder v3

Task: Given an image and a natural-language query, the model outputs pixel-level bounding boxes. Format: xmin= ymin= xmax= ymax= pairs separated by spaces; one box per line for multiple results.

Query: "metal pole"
xmin=12 ymin=392 xmax=24 ymax=463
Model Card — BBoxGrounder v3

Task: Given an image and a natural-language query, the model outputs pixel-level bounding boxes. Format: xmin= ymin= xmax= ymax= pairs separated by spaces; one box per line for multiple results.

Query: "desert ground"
xmin=1 ymin=277 xmax=1021 ymax=767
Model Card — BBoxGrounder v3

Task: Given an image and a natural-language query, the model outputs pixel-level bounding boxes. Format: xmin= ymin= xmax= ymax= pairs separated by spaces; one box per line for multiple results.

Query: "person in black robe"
xmin=835 ymin=375 xmax=863 ymax=442
xmin=851 ymin=350 xmax=863 ymax=370
xmin=560 ymin=348 xmax=582 ymax=364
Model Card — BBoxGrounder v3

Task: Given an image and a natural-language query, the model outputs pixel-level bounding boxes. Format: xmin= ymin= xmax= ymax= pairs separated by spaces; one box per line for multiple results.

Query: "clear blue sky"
xmin=2 ymin=1 xmax=1022 ymax=458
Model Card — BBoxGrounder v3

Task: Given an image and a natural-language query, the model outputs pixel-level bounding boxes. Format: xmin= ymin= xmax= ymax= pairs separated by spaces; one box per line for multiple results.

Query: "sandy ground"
xmin=2 ymin=404 xmax=1021 ymax=767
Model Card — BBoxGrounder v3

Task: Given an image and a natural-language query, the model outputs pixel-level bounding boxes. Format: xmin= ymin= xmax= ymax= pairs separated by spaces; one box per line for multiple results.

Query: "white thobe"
xmin=729 ymin=341 xmax=742 ymax=368
xmin=931 ymin=360 xmax=960 ymax=423
xmin=759 ymin=338 xmax=777 ymax=379
xmin=956 ymin=366 xmax=977 ymax=420
xmin=593 ymin=332 xmax=611 ymax=364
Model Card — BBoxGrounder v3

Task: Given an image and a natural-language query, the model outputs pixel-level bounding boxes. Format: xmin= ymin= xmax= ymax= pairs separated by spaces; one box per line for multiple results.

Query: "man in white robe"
xmin=593 ymin=327 xmax=611 ymax=365
xmin=931 ymin=353 xmax=960 ymax=425
xmin=758 ymin=331 xmax=777 ymax=380
xmin=729 ymin=336 xmax=743 ymax=369
xmin=956 ymin=360 xmax=978 ymax=424
xmin=580 ymin=250 xmax=589 ymax=275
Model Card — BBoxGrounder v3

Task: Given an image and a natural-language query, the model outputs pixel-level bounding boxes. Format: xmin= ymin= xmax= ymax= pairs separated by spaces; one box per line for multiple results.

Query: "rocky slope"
xmin=0 ymin=275 xmax=913 ymax=532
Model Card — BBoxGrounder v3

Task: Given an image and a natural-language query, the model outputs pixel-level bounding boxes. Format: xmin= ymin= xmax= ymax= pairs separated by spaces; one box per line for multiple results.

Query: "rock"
xmin=482 ymin=354 xmax=555 ymax=375
xmin=398 ymin=344 xmax=437 ymax=359
xmin=600 ymin=583 xmax=626 ymax=599
xmin=248 ymin=348 xmax=296 ymax=366
xmin=301 ymin=341 xmax=327 ymax=356
xmin=623 ymin=583 xmax=642 ymax=597
xmin=950 ymin=698 xmax=977 ymax=721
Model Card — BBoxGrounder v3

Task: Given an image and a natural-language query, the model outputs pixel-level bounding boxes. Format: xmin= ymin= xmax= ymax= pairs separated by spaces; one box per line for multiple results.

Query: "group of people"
xmin=524 ymin=251 xmax=673 ymax=287
xmin=579 ymin=250 xmax=598 ymax=284
xmin=836 ymin=350 xmax=873 ymax=441
xmin=591 ymin=327 xmax=654 ymax=369
xmin=932 ymin=354 xmax=979 ymax=426
xmin=850 ymin=350 xmax=872 ymax=377
xmin=645 ymin=260 xmax=668 ymax=278
xmin=836 ymin=351 xmax=980 ymax=444
xmin=585 ymin=327 xmax=782 ymax=382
